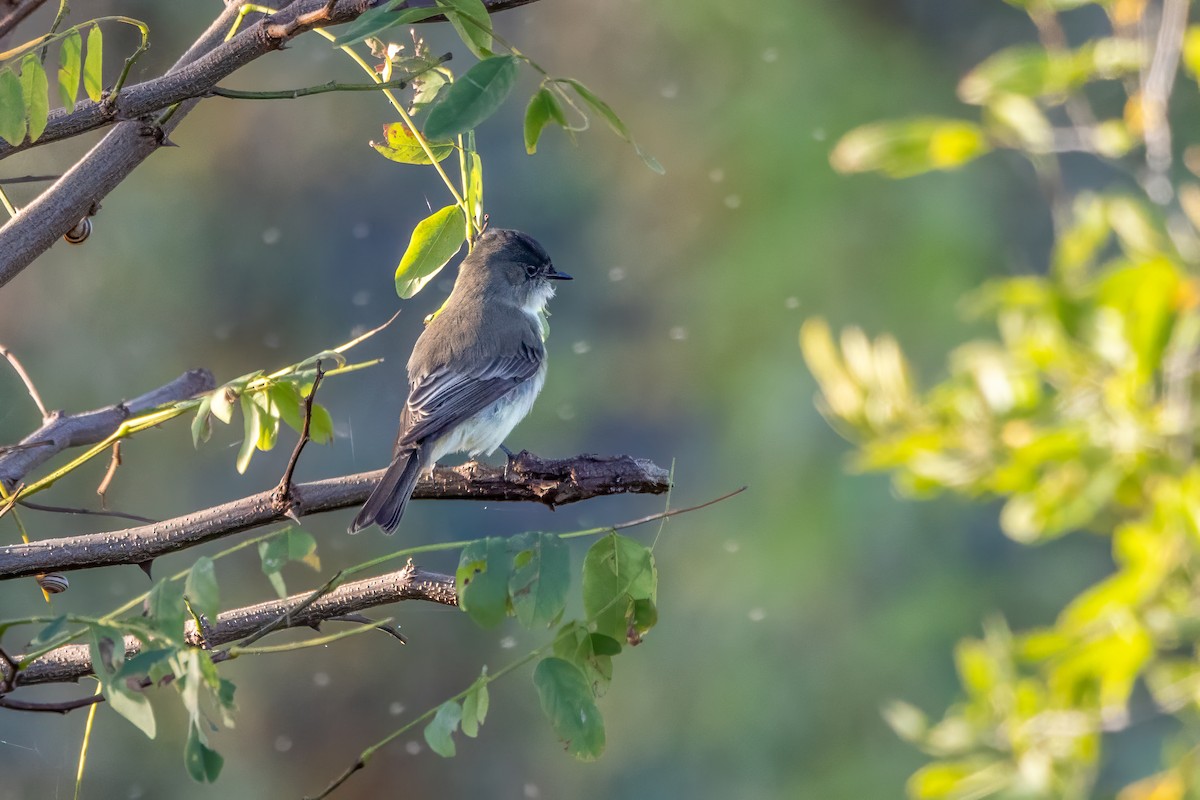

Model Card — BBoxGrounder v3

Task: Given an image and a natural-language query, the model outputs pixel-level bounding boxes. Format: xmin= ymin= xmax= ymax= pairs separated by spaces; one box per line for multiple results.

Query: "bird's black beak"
xmin=545 ymin=265 xmax=573 ymax=280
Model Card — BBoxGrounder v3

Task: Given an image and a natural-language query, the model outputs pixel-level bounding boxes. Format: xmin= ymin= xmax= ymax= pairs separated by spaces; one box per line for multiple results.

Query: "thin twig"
xmin=0 ymin=694 xmax=103 ymax=714
xmin=0 ymin=344 xmax=49 ymax=419
xmin=16 ymin=500 xmax=156 ymax=524
xmin=95 ymin=442 xmax=121 ymax=509
xmin=0 ymin=174 xmax=61 ymax=184
xmin=274 ymin=361 xmax=324 ymax=512
xmin=210 ymin=76 xmax=414 ymax=100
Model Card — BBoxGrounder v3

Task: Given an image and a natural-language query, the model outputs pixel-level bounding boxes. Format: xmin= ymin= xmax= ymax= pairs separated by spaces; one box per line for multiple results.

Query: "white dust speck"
xmin=660 ymin=83 xmax=679 ymax=100
xmin=351 ymin=324 xmax=368 ymax=338
xmin=572 ymin=340 xmax=591 ymax=355
xmin=812 ymin=128 xmax=827 ymax=142
xmin=762 ymin=47 xmax=778 ymax=63
xmin=352 ymin=222 xmax=370 ymax=239
xmin=608 ymin=266 xmax=626 ymax=282
xmin=274 ymin=735 xmax=293 ymax=753
xmin=389 ymin=702 xmax=406 ymax=716
xmin=524 ymin=784 xmax=541 ymax=799
xmin=127 ymin=785 xmax=144 ymax=799
xmin=263 ymin=333 xmax=281 ymax=349
xmin=785 ymin=296 xmax=800 ymax=310
xmin=405 ymin=740 xmax=422 ymax=755
xmin=669 ymin=326 xmax=689 ymax=341
xmin=748 ymin=607 xmax=766 ymax=622
xmin=214 ymin=323 xmax=233 ymax=341
xmin=500 ymin=635 xmax=517 ymax=649
xmin=557 ymin=403 xmax=576 ymax=421
xmin=723 ymin=540 xmax=740 ymax=554
xmin=262 ymin=227 xmax=281 ymax=245
xmin=708 ymin=168 xmax=725 ymax=183
xmin=313 ymin=671 xmax=331 ymax=688
xmin=724 ymin=194 xmax=742 ymax=210
xmin=352 ymin=290 xmax=371 ymax=307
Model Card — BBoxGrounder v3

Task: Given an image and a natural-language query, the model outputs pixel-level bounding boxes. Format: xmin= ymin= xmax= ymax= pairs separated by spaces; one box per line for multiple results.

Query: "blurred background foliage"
xmin=0 ymin=0 xmax=1162 ymax=798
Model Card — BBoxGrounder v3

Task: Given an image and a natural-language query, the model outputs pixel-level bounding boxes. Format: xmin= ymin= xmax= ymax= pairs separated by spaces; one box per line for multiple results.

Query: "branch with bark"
xmin=4 ymin=560 xmax=456 ymax=689
xmin=0 ymin=368 xmax=215 ymax=488
xmin=0 ymin=452 xmax=671 ymax=578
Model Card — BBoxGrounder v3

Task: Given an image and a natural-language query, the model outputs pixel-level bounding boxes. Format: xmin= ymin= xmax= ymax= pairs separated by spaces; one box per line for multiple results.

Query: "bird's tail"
xmin=349 ymin=447 xmax=424 ymax=535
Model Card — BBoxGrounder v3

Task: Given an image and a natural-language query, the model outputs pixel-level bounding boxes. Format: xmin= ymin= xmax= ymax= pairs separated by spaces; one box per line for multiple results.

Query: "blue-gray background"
xmin=0 ymin=1 xmax=1125 ymax=798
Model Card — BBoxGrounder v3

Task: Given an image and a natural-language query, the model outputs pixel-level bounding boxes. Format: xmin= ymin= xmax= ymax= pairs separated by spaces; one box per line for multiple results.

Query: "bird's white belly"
xmin=428 ymin=363 xmax=546 ymax=464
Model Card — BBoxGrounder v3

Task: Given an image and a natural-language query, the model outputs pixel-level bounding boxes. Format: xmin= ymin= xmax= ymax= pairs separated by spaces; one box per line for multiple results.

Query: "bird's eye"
xmin=524 ymin=264 xmax=539 ymax=278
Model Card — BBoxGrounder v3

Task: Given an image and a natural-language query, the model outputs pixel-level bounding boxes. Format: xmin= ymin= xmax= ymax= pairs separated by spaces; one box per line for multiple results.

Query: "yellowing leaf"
xmin=830 ymin=118 xmax=990 ymax=178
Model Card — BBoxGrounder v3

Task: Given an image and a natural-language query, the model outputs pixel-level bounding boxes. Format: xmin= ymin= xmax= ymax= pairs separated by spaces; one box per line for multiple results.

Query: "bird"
xmin=349 ymin=228 xmax=572 ymax=534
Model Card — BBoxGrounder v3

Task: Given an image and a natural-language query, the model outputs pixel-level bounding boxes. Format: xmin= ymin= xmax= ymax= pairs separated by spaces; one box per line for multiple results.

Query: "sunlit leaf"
xmin=83 ymin=24 xmax=103 ymax=102
xmin=108 ymin=684 xmax=156 ymax=739
xmin=19 ymin=54 xmax=48 ymax=142
xmin=58 ymin=29 xmax=81 ymax=108
xmin=424 ymin=55 xmax=519 ymax=141
xmin=959 ymin=40 xmax=1141 ymax=105
xmin=0 ymin=68 xmax=26 ymax=146
xmin=830 ymin=118 xmax=991 ymax=178
xmin=460 ymin=668 xmax=489 ymax=738
xmin=236 ymin=394 xmax=260 ymax=473
xmin=395 ymin=204 xmax=466 ymax=298
xmin=371 ymin=121 xmax=454 ymax=164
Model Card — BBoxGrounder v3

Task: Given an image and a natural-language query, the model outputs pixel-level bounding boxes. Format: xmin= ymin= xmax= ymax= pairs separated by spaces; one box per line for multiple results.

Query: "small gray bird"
xmin=349 ymin=229 xmax=571 ymax=534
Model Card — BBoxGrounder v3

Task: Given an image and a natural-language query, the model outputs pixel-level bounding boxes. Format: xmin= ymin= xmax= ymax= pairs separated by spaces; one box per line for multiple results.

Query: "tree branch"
xmin=0 ymin=0 xmax=50 ymax=41
xmin=5 ymin=560 xmax=457 ymax=688
xmin=0 ymin=452 xmax=671 ymax=578
xmin=0 ymin=0 xmax=542 ymax=290
xmin=0 ymin=368 xmax=216 ymax=489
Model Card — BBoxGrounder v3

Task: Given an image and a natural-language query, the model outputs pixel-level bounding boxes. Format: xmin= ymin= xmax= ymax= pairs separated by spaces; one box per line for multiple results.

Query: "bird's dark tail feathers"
xmin=349 ymin=447 xmax=424 ymax=535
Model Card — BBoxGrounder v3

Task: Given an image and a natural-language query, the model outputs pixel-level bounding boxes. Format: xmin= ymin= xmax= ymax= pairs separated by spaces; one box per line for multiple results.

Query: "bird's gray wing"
xmin=396 ymin=339 xmax=543 ymax=450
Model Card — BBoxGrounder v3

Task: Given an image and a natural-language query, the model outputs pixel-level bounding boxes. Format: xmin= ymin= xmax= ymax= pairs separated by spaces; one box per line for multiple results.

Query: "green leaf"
xmin=184 ymin=724 xmax=224 ymax=783
xmin=58 ymin=29 xmax=81 ymax=109
xmin=830 ymin=118 xmax=991 ymax=178
xmin=524 ymin=88 xmax=566 ymax=154
xmin=210 ymin=387 xmax=235 ymax=424
xmin=191 ymin=394 xmax=213 ymax=447
xmin=29 ymin=614 xmax=68 ymax=648
xmin=0 ymin=68 xmax=26 ymax=146
xmin=331 ymin=2 xmax=446 ymax=47
xmin=436 ymin=0 xmax=492 ymax=59
xmin=508 ymin=531 xmax=570 ymax=629
xmin=19 ymin=55 xmax=48 ymax=142
xmin=248 ymin=391 xmax=279 ymax=452
xmin=455 ymin=536 xmax=510 ymax=628
xmin=184 ymin=556 xmax=220 ymax=622
xmin=371 ymin=121 xmax=455 ymax=165
xmin=958 ymin=40 xmax=1141 ymax=105
xmin=236 ymin=394 xmax=261 ymax=474
xmin=395 ymin=205 xmax=466 ymax=298
xmin=533 ymin=657 xmax=605 ymax=760
xmin=581 ymin=533 xmax=657 ymax=642
xmin=423 ymin=55 xmax=520 ymax=141
xmin=88 ymin=624 xmax=126 ymax=679
xmin=553 ymin=622 xmax=616 ymax=695
xmin=555 ymin=78 xmax=663 ymax=173
xmin=460 ymin=668 xmax=489 ymax=738
xmin=108 ymin=683 xmax=156 ymax=739
xmin=309 ymin=402 xmax=334 ymax=444
xmin=423 ymin=700 xmax=463 ymax=757
xmin=147 ymin=578 xmax=186 ymax=641
xmin=465 ymin=150 xmax=483 ymax=230
xmin=117 ymin=647 xmax=175 ymax=681
xmin=410 ymin=64 xmax=448 ymax=112
xmin=83 ymin=24 xmax=103 ymax=102
xmin=259 ymin=527 xmax=320 ymax=597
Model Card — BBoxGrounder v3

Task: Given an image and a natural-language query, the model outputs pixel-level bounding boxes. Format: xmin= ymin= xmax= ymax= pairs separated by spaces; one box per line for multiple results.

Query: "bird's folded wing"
xmin=397 ymin=341 xmax=543 ymax=448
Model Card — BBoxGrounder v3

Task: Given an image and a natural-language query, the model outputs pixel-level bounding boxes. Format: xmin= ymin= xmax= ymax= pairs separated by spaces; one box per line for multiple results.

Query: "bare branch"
xmin=0 ymin=368 xmax=216 ymax=490
xmin=0 ymin=453 xmax=671 ymax=578
xmin=7 ymin=561 xmax=456 ymax=688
